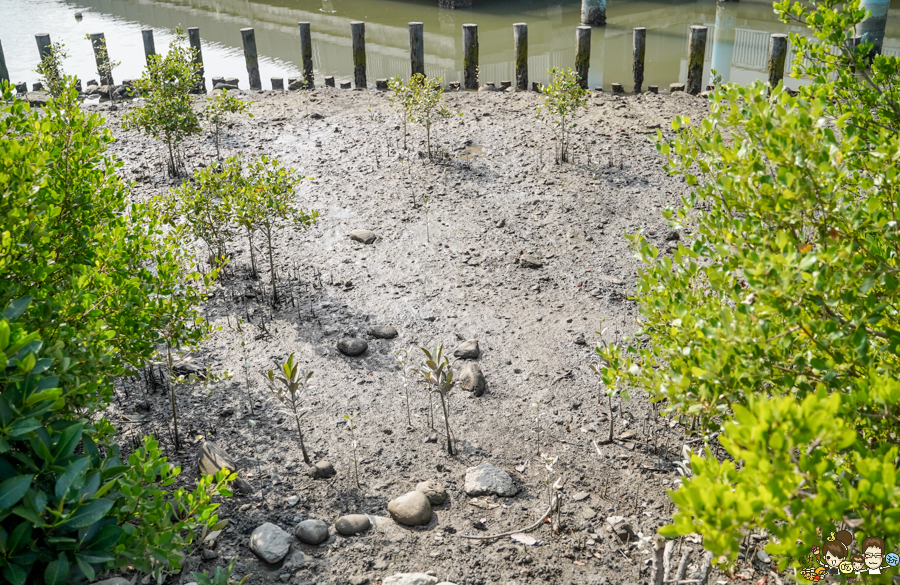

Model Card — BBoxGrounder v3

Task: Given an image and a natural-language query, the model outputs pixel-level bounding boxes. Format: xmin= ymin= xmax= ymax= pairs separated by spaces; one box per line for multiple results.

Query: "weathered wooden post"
xmin=859 ymin=0 xmax=889 ymax=54
xmin=463 ymin=24 xmax=478 ymax=90
xmin=188 ymin=27 xmax=206 ymax=93
xmin=581 ymin=0 xmax=607 ymax=26
xmin=89 ymin=33 xmax=114 ymax=87
xmin=35 ymin=33 xmax=52 ymax=62
xmin=298 ymin=22 xmax=314 ymax=88
xmin=409 ymin=22 xmax=424 ymax=77
xmin=633 ymin=27 xmax=646 ymax=93
xmin=351 ymin=21 xmax=366 ymax=89
xmin=575 ymin=26 xmax=591 ymax=90
xmin=767 ymin=34 xmax=788 ymax=89
xmin=513 ymin=23 xmax=528 ymax=91
xmin=325 ymin=76 xmax=335 ymax=87
xmin=686 ymin=25 xmax=708 ymax=95
xmin=241 ymin=28 xmax=261 ymax=90
xmin=0 ymin=39 xmax=8 ymax=84
xmin=141 ymin=28 xmax=156 ymax=63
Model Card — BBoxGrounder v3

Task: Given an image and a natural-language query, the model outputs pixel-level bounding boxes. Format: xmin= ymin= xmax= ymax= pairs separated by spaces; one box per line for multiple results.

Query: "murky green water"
xmin=2 ymin=0 xmax=899 ymax=91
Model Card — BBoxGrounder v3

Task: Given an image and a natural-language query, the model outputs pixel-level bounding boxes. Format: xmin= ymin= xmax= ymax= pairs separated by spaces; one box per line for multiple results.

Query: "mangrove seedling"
xmin=264 ymin=353 xmax=313 ymax=465
xmin=589 ymin=338 xmax=631 ymax=444
xmin=344 ymin=411 xmax=361 ymax=488
xmin=123 ymin=26 xmax=202 ymax=176
xmin=203 ymin=90 xmax=253 ymax=160
xmin=412 ymin=345 xmax=457 ymax=455
xmin=537 ymin=67 xmax=587 ymax=164
xmin=388 ymin=74 xmax=457 ymax=159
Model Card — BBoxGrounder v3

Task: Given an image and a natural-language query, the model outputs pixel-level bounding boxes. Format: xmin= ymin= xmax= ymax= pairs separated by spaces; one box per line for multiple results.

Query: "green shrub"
xmin=122 ymin=27 xmax=201 ymax=175
xmin=537 ymin=68 xmax=586 ymax=164
xmin=596 ymin=0 xmax=900 ymax=567
xmin=388 ymin=74 xmax=455 ymax=159
xmin=203 ymin=90 xmax=253 ymax=160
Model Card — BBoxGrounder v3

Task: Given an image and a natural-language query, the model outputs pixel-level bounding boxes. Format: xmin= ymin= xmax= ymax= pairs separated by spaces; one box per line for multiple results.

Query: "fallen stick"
xmin=459 ymin=494 xmax=559 ymax=541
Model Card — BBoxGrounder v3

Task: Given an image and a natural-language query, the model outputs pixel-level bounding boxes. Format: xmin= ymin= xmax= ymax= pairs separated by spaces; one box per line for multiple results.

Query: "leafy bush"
xmin=537 ymin=68 xmax=586 ymax=164
xmin=122 ymin=27 xmax=201 ymax=175
xmin=0 ymin=80 xmax=232 ymax=583
xmin=34 ymin=42 xmax=70 ymax=99
xmin=596 ymin=0 xmax=900 ymax=567
xmin=388 ymin=74 xmax=456 ymax=159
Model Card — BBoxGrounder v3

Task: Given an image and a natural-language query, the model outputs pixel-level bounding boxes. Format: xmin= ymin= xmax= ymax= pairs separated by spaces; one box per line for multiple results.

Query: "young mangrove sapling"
xmin=263 ymin=352 xmax=313 ymax=465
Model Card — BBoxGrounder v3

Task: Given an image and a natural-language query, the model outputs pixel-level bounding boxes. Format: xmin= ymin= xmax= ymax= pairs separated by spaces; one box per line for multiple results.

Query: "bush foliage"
xmin=596 ymin=0 xmax=900 ymax=567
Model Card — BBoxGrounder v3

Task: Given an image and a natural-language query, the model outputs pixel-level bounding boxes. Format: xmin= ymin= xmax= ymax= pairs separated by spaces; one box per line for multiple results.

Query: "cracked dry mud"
xmin=91 ymin=87 xmax=759 ymax=585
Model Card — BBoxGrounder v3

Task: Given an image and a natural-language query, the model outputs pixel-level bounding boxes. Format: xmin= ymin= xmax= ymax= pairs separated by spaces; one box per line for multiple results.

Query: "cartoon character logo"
xmin=822 ymin=530 xmax=854 ymax=575
xmin=887 ymin=552 xmax=899 ymax=567
xmin=863 ymin=535 xmax=887 ymax=575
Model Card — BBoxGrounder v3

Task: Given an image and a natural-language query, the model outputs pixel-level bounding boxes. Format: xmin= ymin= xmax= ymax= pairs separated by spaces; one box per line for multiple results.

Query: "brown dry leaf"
xmin=755 ymin=577 xmax=767 ymax=585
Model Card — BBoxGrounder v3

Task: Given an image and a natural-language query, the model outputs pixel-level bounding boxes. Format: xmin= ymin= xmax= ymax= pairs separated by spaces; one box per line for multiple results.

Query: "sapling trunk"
xmin=292 ymin=405 xmax=311 ymax=465
xmin=165 ymin=341 xmax=181 ymax=450
xmin=439 ymin=393 xmax=453 ymax=455
xmin=264 ymin=223 xmax=278 ymax=304
xmin=608 ymin=394 xmax=614 ymax=443
xmin=246 ymin=227 xmax=258 ymax=278
xmin=215 ymin=121 xmax=221 ymax=160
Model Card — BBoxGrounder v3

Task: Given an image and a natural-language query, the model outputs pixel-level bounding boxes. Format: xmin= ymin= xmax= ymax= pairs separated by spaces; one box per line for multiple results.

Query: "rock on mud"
xmin=338 ymin=338 xmax=368 ymax=356
xmin=458 ymin=362 xmax=486 ymax=396
xmin=294 ymin=519 xmax=330 ymax=545
xmin=335 ymin=514 xmax=372 ymax=536
xmin=464 ymin=462 xmax=518 ymax=497
xmin=349 ymin=229 xmax=377 ymax=244
xmin=387 ymin=491 xmax=433 ymax=526
xmin=308 ymin=460 xmax=336 ymax=479
xmin=367 ymin=325 xmax=398 ymax=339
xmin=519 ymin=254 xmax=543 ymax=269
xmin=250 ymin=522 xmax=292 ymax=563
xmin=196 ymin=441 xmax=254 ymax=493
xmin=415 ymin=481 xmax=448 ymax=505
xmin=453 ymin=339 xmax=480 ymax=359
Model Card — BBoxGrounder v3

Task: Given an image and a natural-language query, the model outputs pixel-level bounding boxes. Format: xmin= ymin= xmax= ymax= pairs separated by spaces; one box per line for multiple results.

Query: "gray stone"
xmin=338 ymin=338 xmax=368 ymax=356
xmin=453 ymin=339 xmax=480 ymax=359
xmin=334 ymin=514 xmax=371 ymax=536
xmin=606 ymin=515 xmax=634 ymax=541
xmin=519 ymin=254 xmax=543 ymax=269
xmin=665 ymin=230 xmax=681 ymax=242
xmin=308 ymin=460 xmax=336 ymax=479
xmin=25 ymin=92 xmax=51 ymax=106
xmin=201 ymin=548 xmax=218 ymax=561
xmin=415 ymin=481 xmax=447 ymax=505
xmin=387 ymin=490 xmax=432 ymax=526
xmin=382 ymin=574 xmax=438 ymax=585
xmin=294 ymin=519 xmax=329 ymax=545
xmin=367 ymin=325 xmax=398 ymax=339
xmin=249 ymin=522 xmax=292 ymax=564
xmin=214 ymin=83 xmax=240 ymax=91
xmin=464 ymin=462 xmax=518 ymax=497
xmin=287 ymin=495 xmax=300 ymax=506
xmin=196 ymin=441 xmax=254 ymax=493
xmin=458 ymin=362 xmax=485 ymax=397
xmin=91 ymin=579 xmax=132 ymax=585
xmin=349 ymin=229 xmax=377 ymax=244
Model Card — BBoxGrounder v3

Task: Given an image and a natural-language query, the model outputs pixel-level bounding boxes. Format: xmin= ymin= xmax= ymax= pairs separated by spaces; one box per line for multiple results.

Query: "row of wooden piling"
xmin=6 ymin=21 xmax=791 ymax=96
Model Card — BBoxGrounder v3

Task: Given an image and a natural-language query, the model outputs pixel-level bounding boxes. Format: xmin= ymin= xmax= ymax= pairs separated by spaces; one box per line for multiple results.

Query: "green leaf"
xmin=55 ymin=457 xmax=90 ymax=500
xmin=0 ymin=476 xmax=33 ymax=508
xmin=58 ymin=498 xmax=113 ymax=530
xmin=3 ymin=297 xmax=32 ymax=322
xmin=44 ymin=553 xmax=69 ymax=585
xmin=2 ymin=563 xmax=27 ymax=585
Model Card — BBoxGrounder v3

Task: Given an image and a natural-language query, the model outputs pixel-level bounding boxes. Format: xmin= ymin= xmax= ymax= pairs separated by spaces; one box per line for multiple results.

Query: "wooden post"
xmin=581 ymin=0 xmax=607 ymax=26
xmin=575 ymin=26 xmax=591 ymax=90
xmin=409 ymin=22 xmax=424 ymax=77
xmin=633 ymin=27 xmax=646 ymax=93
xmin=35 ymin=33 xmax=52 ymax=62
xmin=241 ymin=28 xmax=261 ymax=90
xmin=351 ymin=21 xmax=366 ymax=89
xmin=325 ymin=76 xmax=335 ymax=87
xmin=141 ymin=28 xmax=156 ymax=64
xmin=188 ymin=27 xmax=206 ymax=93
xmin=298 ymin=22 xmax=314 ymax=88
xmin=686 ymin=26 xmax=708 ymax=95
xmin=463 ymin=24 xmax=478 ymax=90
xmin=89 ymin=33 xmax=114 ymax=87
xmin=767 ymin=34 xmax=788 ymax=89
xmin=513 ymin=23 xmax=527 ymax=91
xmin=0 ymin=39 xmax=7 ymax=84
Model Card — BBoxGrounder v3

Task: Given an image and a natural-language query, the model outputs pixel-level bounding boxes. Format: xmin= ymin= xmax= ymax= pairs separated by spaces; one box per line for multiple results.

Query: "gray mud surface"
xmin=93 ymin=88 xmax=766 ymax=585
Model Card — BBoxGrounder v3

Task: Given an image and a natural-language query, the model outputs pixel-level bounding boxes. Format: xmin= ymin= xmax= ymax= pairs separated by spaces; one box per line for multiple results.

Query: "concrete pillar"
xmin=241 ymin=28 xmax=261 ymax=90
xmin=710 ymin=2 xmax=737 ymax=84
xmin=141 ymin=28 xmax=156 ymax=64
xmin=575 ymin=26 xmax=591 ymax=90
xmin=581 ymin=0 xmax=607 ymax=26
xmin=633 ymin=27 xmax=646 ymax=93
xmin=859 ymin=0 xmax=889 ymax=55
xmin=351 ymin=21 xmax=366 ymax=89
xmin=686 ymin=26 xmax=708 ymax=95
xmin=298 ymin=23 xmax=314 ymax=88
xmin=409 ymin=22 xmax=425 ymax=77
xmin=514 ymin=23 xmax=528 ymax=91
xmin=89 ymin=33 xmax=114 ymax=87
xmin=463 ymin=24 xmax=478 ymax=90
xmin=0 ymin=39 xmax=7 ymax=84
xmin=767 ymin=34 xmax=788 ymax=89
xmin=188 ymin=27 xmax=206 ymax=93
